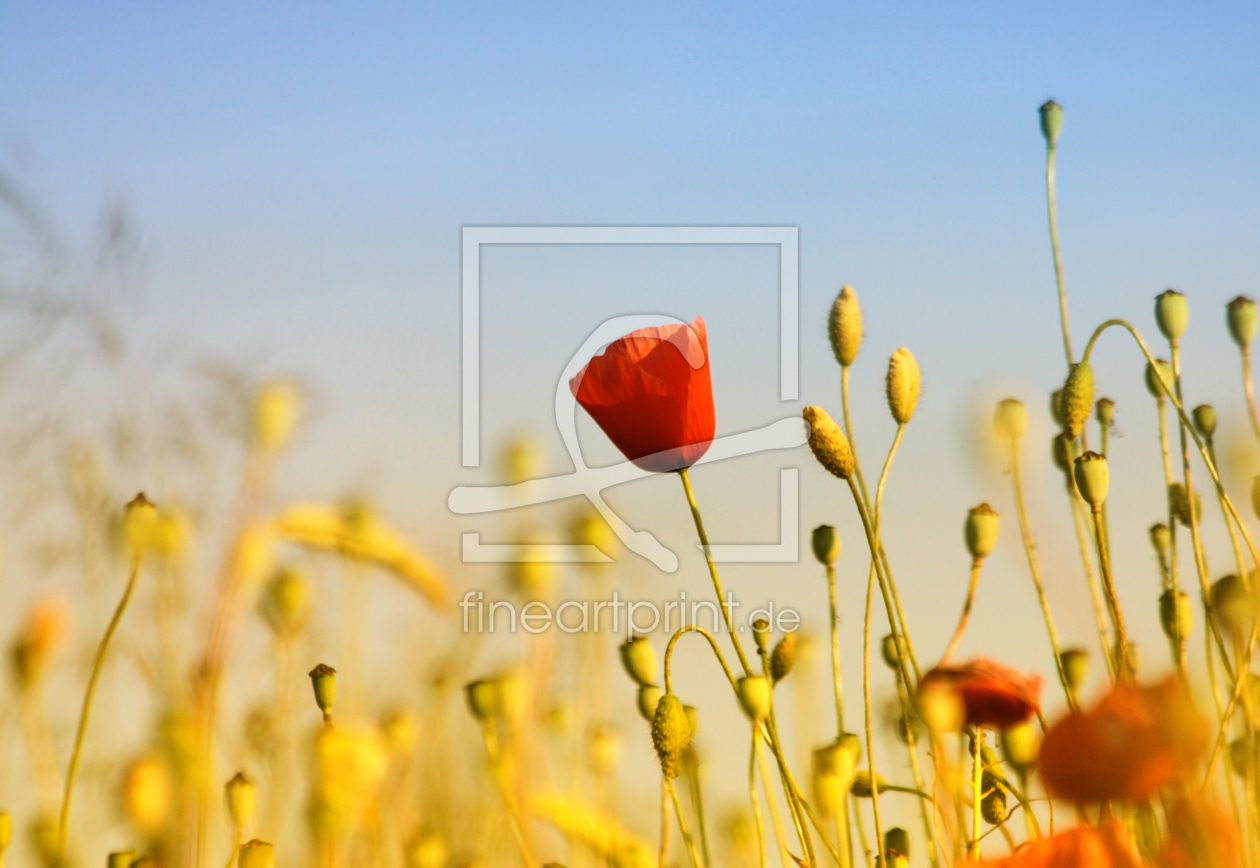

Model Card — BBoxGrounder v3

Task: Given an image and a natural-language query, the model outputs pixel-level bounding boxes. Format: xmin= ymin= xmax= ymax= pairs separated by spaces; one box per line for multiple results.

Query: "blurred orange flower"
xmin=918 ymin=658 xmax=1041 ymax=728
xmin=975 ymin=822 xmax=1143 ymax=867
xmin=1040 ymin=677 xmax=1206 ymax=802
xmin=1160 ymin=798 xmax=1241 ymax=868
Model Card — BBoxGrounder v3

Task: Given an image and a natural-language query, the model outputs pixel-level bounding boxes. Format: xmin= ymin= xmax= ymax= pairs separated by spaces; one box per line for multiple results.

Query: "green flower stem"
xmin=1069 ymin=495 xmax=1116 ymax=683
xmin=860 ymin=564 xmax=883 ymax=868
xmin=969 ymin=729 xmax=983 ymax=860
xmin=826 ymin=562 xmax=845 ymax=733
xmin=756 ymin=732 xmax=793 ymax=868
xmin=660 ymin=778 xmax=671 ymax=868
xmin=481 ymin=724 xmax=537 ymax=868
xmin=686 ymin=750 xmax=712 ymax=868
xmin=1156 ymin=397 xmax=1181 ymax=593
xmin=58 ymin=550 xmax=143 ymax=858
xmin=841 ymin=366 xmax=873 ymax=512
xmin=942 ymin=559 xmax=983 ymax=663
xmin=1007 ymin=439 xmax=1079 ymax=707
xmin=850 ymin=797 xmax=873 ymax=868
xmin=893 ymin=673 xmax=944 ymax=868
xmin=1090 ymin=507 xmax=1131 ymax=680
xmin=1206 ymin=437 xmax=1249 ymax=581
xmin=765 ymin=672 xmax=817 ymax=867
xmin=1243 ymin=346 xmax=1260 ymax=446
xmin=749 ymin=727 xmax=768 ymax=868
xmin=1046 ymin=143 xmax=1074 ymax=367
xmin=1171 ymin=344 xmax=1204 ymax=680
xmin=667 ymin=778 xmax=704 ymax=868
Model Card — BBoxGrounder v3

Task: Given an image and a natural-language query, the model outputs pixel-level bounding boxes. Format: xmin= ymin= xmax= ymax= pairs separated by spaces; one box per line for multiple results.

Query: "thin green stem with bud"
xmin=1046 ymin=143 xmax=1074 ymax=367
xmin=749 ymin=726 xmax=769 ymax=868
xmin=1090 ymin=506 xmax=1131 ymax=680
xmin=1243 ymin=347 xmax=1260 ymax=446
xmin=826 ymin=562 xmax=845 ymax=733
xmin=942 ymin=560 xmax=983 ymax=663
xmin=969 ymin=729 xmax=984 ymax=860
xmin=667 ymin=778 xmax=704 ymax=868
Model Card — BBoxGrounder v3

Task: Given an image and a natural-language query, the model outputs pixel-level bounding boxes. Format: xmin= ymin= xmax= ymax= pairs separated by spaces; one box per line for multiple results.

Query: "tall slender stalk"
xmin=826 ymin=561 xmax=844 ymax=732
xmin=1243 ymin=347 xmax=1260 ymax=445
xmin=749 ymin=728 xmax=769 ymax=868
xmin=942 ymin=559 xmax=983 ymax=663
xmin=1090 ymin=507 xmax=1131 ymax=680
xmin=667 ymin=779 xmax=704 ymax=868
xmin=1045 ymin=142 xmax=1074 ymax=367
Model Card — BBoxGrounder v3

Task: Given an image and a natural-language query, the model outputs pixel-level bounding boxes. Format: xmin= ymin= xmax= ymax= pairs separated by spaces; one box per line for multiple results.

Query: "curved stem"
xmin=58 ymin=551 xmax=143 ymax=858
xmin=1046 ymin=145 xmax=1074 ymax=367
xmin=1091 ymin=507 xmax=1131 ymax=680
xmin=663 ymin=626 xmax=739 ymax=694
xmin=826 ymin=563 xmax=845 ymax=733
xmin=942 ymin=559 xmax=983 ymax=664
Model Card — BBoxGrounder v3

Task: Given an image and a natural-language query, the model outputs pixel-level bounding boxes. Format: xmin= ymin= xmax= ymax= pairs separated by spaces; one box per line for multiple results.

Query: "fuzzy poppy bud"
xmin=769 ymin=632 xmax=797 ymax=683
xmin=309 ymin=664 xmax=336 ymax=719
xmin=1155 ymin=289 xmax=1189 ymax=341
xmin=651 ymin=693 xmax=690 ymax=778
xmin=1145 ymin=359 xmax=1174 ymax=399
xmin=1059 ymin=362 xmax=1094 ymax=439
xmin=225 ymin=771 xmax=256 ymax=833
xmin=1073 ymin=451 xmax=1109 ymax=508
xmin=981 ymin=778 xmax=1008 ymax=825
xmin=884 ymin=827 xmax=911 ymax=861
xmin=736 ymin=676 xmax=772 ymax=721
xmin=752 ymin=619 xmax=771 ymax=654
xmin=1059 ymin=648 xmax=1090 ymax=693
xmin=994 ymin=398 xmax=1027 ymax=442
xmin=1095 ymin=397 xmax=1115 ymax=428
xmin=1000 ymin=721 xmax=1041 ymax=776
xmin=811 ymin=525 xmax=839 ymax=566
xmin=107 ymin=852 xmax=136 ymax=868
xmin=1192 ymin=404 xmax=1217 ymax=439
xmin=964 ymin=503 xmax=1000 ymax=561
xmin=637 ymin=685 xmax=662 ymax=722
xmin=1211 ymin=574 xmax=1252 ymax=635
xmin=1169 ymin=482 xmax=1201 ymax=527
xmin=1149 ymin=523 xmax=1170 ymax=560
xmin=238 ymin=840 xmax=274 ymax=868
xmin=886 ymin=348 xmax=921 ymax=424
xmin=464 ymin=679 xmax=500 ymax=722
xmin=619 ymin=637 xmax=657 ymax=688
xmin=1229 ymin=296 xmax=1259 ymax=349
xmin=850 ymin=770 xmax=889 ymax=798
xmin=828 ymin=286 xmax=863 ymax=367
xmin=803 ymin=406 xmax=854 ymax=480
xmin=1039 ymin=100 xmax=1063 ymax=147
xmin=1159 ymin=589 xmax=1193 ymax=643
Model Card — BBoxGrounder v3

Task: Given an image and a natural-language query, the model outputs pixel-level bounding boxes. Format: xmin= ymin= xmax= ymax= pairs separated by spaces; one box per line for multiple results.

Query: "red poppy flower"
xmin=570 ymin=316 xmax=715 ymax=473
xmin=1040 ymin=677 xmax=1206 ymax=803
xmin=918 ymin=659 xmax=1041 ymax=729
xmin=974 ymin=822 xmax=1143 ymax=868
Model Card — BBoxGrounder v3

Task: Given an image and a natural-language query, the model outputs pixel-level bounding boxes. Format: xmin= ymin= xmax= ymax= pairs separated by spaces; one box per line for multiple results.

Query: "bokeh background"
xmin=2 ymin=1 xmax=1260 ymax=863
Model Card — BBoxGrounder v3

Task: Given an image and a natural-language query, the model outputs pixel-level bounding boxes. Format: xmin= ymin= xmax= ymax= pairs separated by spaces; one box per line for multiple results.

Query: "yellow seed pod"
xmin=119 ymin=756 xmax=172 ymax=834
xmin=405 ymin=832 xmax=449 ymax=868
xmin=1059 ymin=648 xmax=1090 ymax=692
xmin=588 ymin=724 xmax=622 ymax=776
xmin=981 ymin=776 xmax=1008 ymax=824
xmin=803 ymin=406 xmax=853 ymax=480
xmin=1049 ymin=390 xmax=1064 ymax=427
xmin=811 ymin=524 xmax=839 ymax=566
xmin=999 ymin=721 xmax=1041 ymax=775
xmin=1073 ymin=451 xmax=1109 ymax=508
xmin=1193 ymin=404 xmax=1217 ymax=439
xmin=916 ymin=682 xmax=964 ymax=733
xmin=1229 ymin=736 xmax=1255 ymax=778
xmin=1155 ymin=289 xmax=1189 ymax=341
xmin=964 ymin=503 xmax=1000 ymax=560
xmin=828 ymin=285 xmax=863 ymax=367
xmin=1051 ymin=433 xmax=1071 ymax=474
xmin=1211 ymin=575 xmax=1251 ymax=636
xmin=885 ymin=348 xmax=921 ymax=424
xmin=1059 ymin=362 xmax=1094 ymax=439
xmin=880 ymin=634 xmax=903 ymax=671
xmin=1159 ymin=589 xmax=1194 ymax=642
xmin=1095 ymin=397 xmax=1116 ymax=428
xmin=225 ymin=771 xmax=256 ymax=833
xmin=238 ymin=839 xmax=274 ymax=868
xmin=123 ymin=493 xmax=159 ymax=553
xmin=811 ymin=736 xmax=860 ymax=816
xmin=769 ymin=633 xmax=797 ymax=683
xmin=309 ymin=664 xmax=337 ymax=717
xmin=637 ymin=685 xmax=663 ymax=722
xmin=568 ymin=507 xmax=617 ymax=557
xmin=259 ymin=567 xmax=311 ymax=636
xmin=619 ymin=637 xmax=657 ymax=688
xmin=1228 ymin=296 xmax=1259 ymax=349
xmin=993 ymin=398 xmax=1027 ymax=442
xmin=499 ymin=435 xmax=541 ymax=485
xmin=651 ymin=693 xmax=690 ymax=778
xmin=152 ymin=508 xmax=191 ymax=560
xmin=496 ymin=671 xmax=527 ymax=726
xmin=752 ymin=619 xmax=771 ymax=654
xmin=1149 ymin=523 xmax=1171 ymax=560
xmin=253 ymin=379 xmax=300 ymax=452
xmin=850 ymin=770 xmax=889 ymax=798
xmin=1145 ymin=359 xmax=1174 ymax=399
xmin=736 ymin=676 xmax=772 ymax=721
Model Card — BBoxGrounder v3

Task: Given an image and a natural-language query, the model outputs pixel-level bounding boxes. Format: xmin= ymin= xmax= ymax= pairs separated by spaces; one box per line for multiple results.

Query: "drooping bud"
xmin=803 ymin=406 xmax=854 ymax=480
xmin=850 ymin=770 xmax=890 ymax=798
xmin=1059 ymin=362 xmax=1094 ymax=439
xmin=1155 ymin=289 xmax=1189 ymax=341
xmin=999 ymin=721 xmax=1041 ymax=776
xmin=1192 ymin=404 xmax=1217 ymax=439
xmin=309 ymin=664 xmax=337 ymax=719
xmin=994 ymin=398 xmax=1027 ymax=442
xmin=1073 ymin=451 xmax=1109 ymax=508
xmin=225 ymin=771 xmax=256 ymax=834
xmin=736 ymin=676 xmax=772 ymax=721
xmin=1039 ymin=100 xmax=1063 ymax=147
xmin=1228 ymin=296 xmax=1259 ymax=349
xmin=619 ymin=637 xmax=657 ymax=688
xmin=964 ymin=503 xmax=1000 ymax=561
xmin=828 ymin=286 xmax=863 ymax=367
xmin=1145 ymin=359 xmax=1174 ymax=399
xmin=1149 ymin=523 xmax=1170 ymax=560
xmin=637 ymin=685 xmax=663 ymax=722
xmin=1159 ymin=589 xmax=1193 ymax=643
xmin=1095 ymin=397 xmax=1116 ymax=429
xmin=880 ymin=634 xmax=903 ymax=671
xmin=1169 ymin=482 xmax=1201 ymax=527
xmin=811 ymin=525 xmax=839 ymax=566
xmin=1211 ymin=575 xmax=1252 ymax=636
xmin=238 ymin=840 xmax=274 ymax=868
xmin=1059 ymin=648 xmax=1090 ymax=693
xmin=886 ymin=348 xmax=921 ymax=424
xmin=651 ymin=693 xmax=690 ymax=778
xmin=752 ymin=619 xmax=772 ymax=654
xmin=769 ymin=632 xmax=797 ymax=683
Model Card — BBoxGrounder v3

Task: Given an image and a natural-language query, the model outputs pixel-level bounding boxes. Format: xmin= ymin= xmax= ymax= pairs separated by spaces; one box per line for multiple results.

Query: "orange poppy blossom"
xmin=973 ymin=822 xmax=1143 ymax=868
xmin=917 ymin=658 xmax=1041 ymax=729
xmin=1039 ymin=677 xmax=1206 ymax=802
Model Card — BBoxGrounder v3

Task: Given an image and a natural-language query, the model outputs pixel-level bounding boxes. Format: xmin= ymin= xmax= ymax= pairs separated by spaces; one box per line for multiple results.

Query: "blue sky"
xmin=4 ymin=0 xmax=1260 ymax=831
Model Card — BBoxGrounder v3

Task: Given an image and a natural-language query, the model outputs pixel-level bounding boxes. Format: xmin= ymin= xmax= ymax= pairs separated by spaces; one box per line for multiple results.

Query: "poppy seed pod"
xmin=1000 ymin=721 xmax=1041 ymax=775
xmin=964 ymin=503 xmax=1000 ymax=561
xmin=1145 ymin=359 xmax=1174 ymax=399
xmin=1211 ymin=575 xmax=1252 ymax=635
xmin=1155 ymin=289 xmax=1189 ymax=341
xmin=636 ymin=685 xmax=663 ymax=722
xmin=259 ymin=568 xmax=311 ymax=637
xmin=1192 ymin=404 xmax=1217 ymax=439
xmin=803 ymin=406 xmax=854 ymax=480
xmin=1039 ymin=100 xmax=1063 ymax=147
xmin=1229 ymin=296 xmax=1259 ymax=349
xmin=123 ymin=492 xmax=159 ymax=553
xmin=238 ymin=840 xmax=274 ymax=868
xmin=736 ymin=676 xmax=772 ymax=721
xmin=884 ymin=827 xmax=911 ymax=860
xmin=651 ymin=693 xmax=690 ymax=778
xmin=886 ymin=348 xmax=921 ymax=424
xmin=1169 ymin=482 xmax=1201 ymax=527
xmin=1149 ymin=523 xmax=1170 ymax=560
xmin=309 ymin=664 xmax=336 ymax=718
xmin=619 ymin=637 xmax=657 ymax=688
xmin=811 ymin=524 xmax=839 ymax=566
xmin=880 ymin=633 xmax=903 ymax=671
xmin=1059 ymin=362 xmax=1094 ymax=439
xmin=850 ymin=770 xmax=890 ymax=798
xmin=752 ymin=619 xmax=771 ymax=654
xmin=828 ymin=286 xmax=863 ymax=367
xmin=981 ymin=779 xmax=1008 ymax=825
xmin=107 ymin=852 xmax=136 ymax=868
xmin=225 ymin=771 xmax=256 ymax=832
xmin=1073 ymin=451 xmax=1109 ymax=508
xmin=769 ymin=632 xmax=797 ymax=683
xmin=464 ymin=679 xmax=499 ymax=722
xmin=1058 ymin=648 xmax=1090 ymax=693
xmin=1159 ymin=589 xmax=1193 ymax=642
xmin=1095 ymin=397 xmax=1115 ymax=428
xmin=993 ymin=398 xmax=1027 ymax=442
